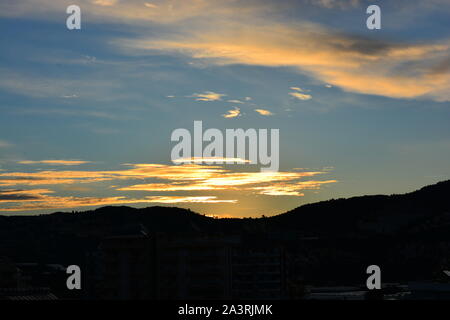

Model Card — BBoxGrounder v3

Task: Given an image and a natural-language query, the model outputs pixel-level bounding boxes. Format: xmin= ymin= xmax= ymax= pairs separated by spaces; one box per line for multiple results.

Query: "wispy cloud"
xmin=144 ymin=2 xmax=158 ymax=9
xmin=0 ymin=189 xmax=51 ymax=201
xmin=0 ymin=194 xmax=151 ymax=212
xmin=0 ymin=140 xmax=12 ymax=148
xmin=289 ymin=91 xmax=313 ymax=101
xmin=0 ymin=164 xmax=226 ymax=187
xmin=0 ymin=68 xmax=120 ymax=99
xmin=0 ymin=188 xmax=235 ymax=211
xmin=254 ymin=180 xmax=337 ymax=196
xmin=172 ymin=157 xmax=250 ymax=164
xmin=310 ymin=0 xmax=361 ymax=9
xmin=93 ymin=0 xmax=118 ymax=7
xmin=0 ymin=162 xmax=337 ymax=212
xmin=0 ymin=0 xmax=272 ymax=24
xmin=0 ymin=171 xmax=111 ymax=187
xmin=222 ymin=107 xmax=241 ymax=118
xmin=254 ymin=109 xmax=273 ymax=116
xmin=18 ymin=160 xmax=91 ymax=166
xmin=145 ymin=196 xmax=236 ymax=204
xmin=4 ymin=1 xmax=448 ymax=100
xmin=191 ymin=91 xmax=226 ymax=101
xmin=61 ymin=94 xmax=78 ymax=99
xmin=117 ymin=19 xmax=450 ymax=102
xmin=11 ymin=107 xmax=122 ymax=120
xmin=116 ymin=167 xmax=335 ymax=195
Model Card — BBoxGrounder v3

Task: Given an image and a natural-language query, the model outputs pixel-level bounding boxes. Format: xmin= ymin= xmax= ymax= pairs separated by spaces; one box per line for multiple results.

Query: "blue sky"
xmin=1 ymin=0 xmax=450 ymax=217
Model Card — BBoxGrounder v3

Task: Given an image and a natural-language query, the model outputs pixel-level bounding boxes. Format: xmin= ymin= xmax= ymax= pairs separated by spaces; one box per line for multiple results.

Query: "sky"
xmin=0 ymin=0 xmax=450 ymax=217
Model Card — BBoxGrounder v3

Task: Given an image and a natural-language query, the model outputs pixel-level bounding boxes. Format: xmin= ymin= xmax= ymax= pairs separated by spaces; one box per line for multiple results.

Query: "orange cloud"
xmin=2 ymin=1 xmax=449 ymax=101
xmin=289 ymin=92 xmax=312 ymax=101
xmin=117 ymin=168 xmax=333 ymax=195
xmin=144 ymin=3 xmax=158 ymax=9
xmin=119 ymin=21 xmax=450 ymax=101
xmin=144 ymin=196 xmax=236 ymax=204
xmin=254 ymin=180 xmax=337 ymax=196
xmin=0 ymin=170 xmax=112 ymax=186
xmin=18 ymin=160 xmax=91 ymax=166
xmin=0 ymin=188 xmax=236 ymax=211
xmin=172 ymin=157 xmax=250 ymax=164
xmin=0 ymin=188 xmax=54 ymax=202
xmin=254 ymin=109 xmax=273 ymax=116
xmin=0 ymin=0 xmax=272 ymax=24
xmin=93 ymin=0 xmax=118 ymax=6
xmin=191 ymin=91 xmax=226 ymax=101
xmin=222 ymin=107 xmax=241 ymax=118
xmin=0 ymin=164 xmax=227 ymax=186
xmin=0 ymin=163 xmax=336 ymax=212
xmin=0 ymin=196 xmax=149 ymax=212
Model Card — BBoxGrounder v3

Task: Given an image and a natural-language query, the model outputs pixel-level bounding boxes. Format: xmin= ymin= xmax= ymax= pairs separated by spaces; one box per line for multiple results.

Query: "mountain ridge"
xmin=36 ymin=179 xmax=450 ymax=221
xmin=0 ymin=179 xmax=448 ymax=242
xmin=1 ymin=180 xmax=449 ymax=282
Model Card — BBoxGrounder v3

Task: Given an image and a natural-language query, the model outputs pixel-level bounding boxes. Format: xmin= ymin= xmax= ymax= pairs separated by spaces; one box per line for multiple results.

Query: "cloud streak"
xmin=190 ymin=91 xmax=226 ymax=101
xmin=0 ymin=162 xmax=336 ymax=212
xmin=255 ymin=109 xmax=273 ymax=116
xmin=18 ymin=160 xmax=91 ymax=166
xmin=289 ymin=91 xmax=313 ymax=101
xmin=0 ymin=188 xmax=236 ymax=211
xmin=116 ymin=19 xmax=450 ymax=102
xmin=0 ymin=140 xmax=12 ymax=148
xmin=2 ymin=1 xmax=449 ymax=101
xmin=222 ymin=107 xmax=241 ymax=118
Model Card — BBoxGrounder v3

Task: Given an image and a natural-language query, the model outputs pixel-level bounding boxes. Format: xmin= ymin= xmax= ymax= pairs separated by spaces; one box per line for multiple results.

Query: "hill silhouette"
xmin=1 ymin=180 xmax=450 ymax=239
xmin=1 ymin=179 xmax=450 ymax=282
xmin=268 ymin=179 xmax=450 ymax=237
